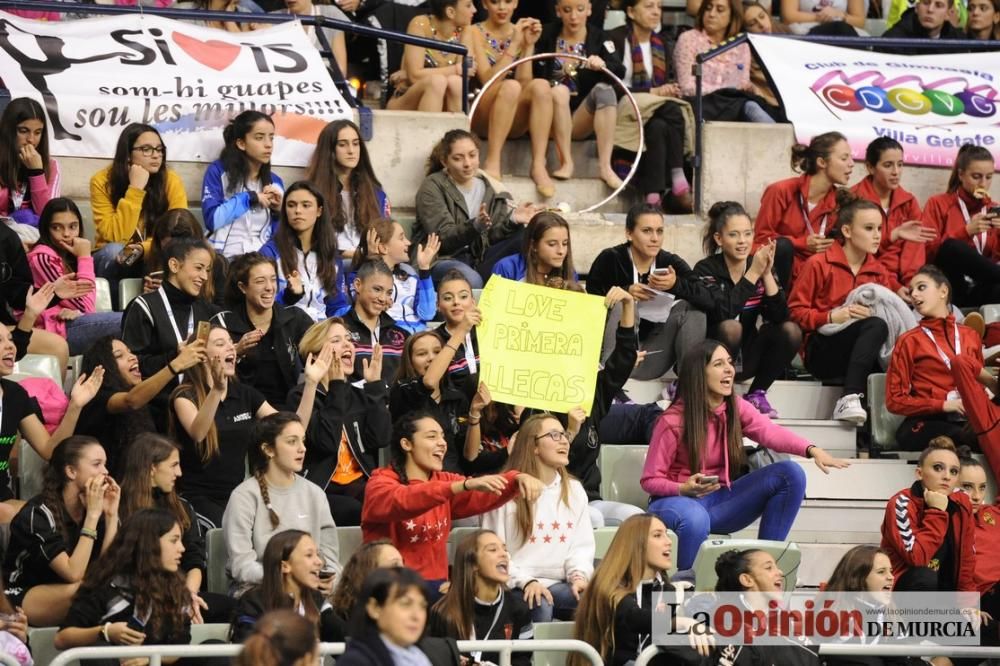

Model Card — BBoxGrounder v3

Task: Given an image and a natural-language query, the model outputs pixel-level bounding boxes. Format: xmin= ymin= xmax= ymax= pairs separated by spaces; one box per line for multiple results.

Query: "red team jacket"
xmin=850 ymin=176 xmax=926 ymax=285
xmin=754 ymin=174 xmax=840 ymax=281
xmin=886 ymin=316 xmax=984 ymax=417
xmin=881 ymin=482 xmax=977 ymax=592
xmin=974 ymin=504 xmax=1000 ymax=593
xmin=922 ymin=189 xmax=1000 ymax=262
xmin=787 ymin=242 xmax=897 ymax=339
xmin=360 ymin=467 xmax=521 ymax=581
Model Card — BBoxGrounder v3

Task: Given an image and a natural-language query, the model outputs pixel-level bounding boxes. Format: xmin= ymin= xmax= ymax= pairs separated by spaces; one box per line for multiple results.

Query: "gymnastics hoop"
xmin=468 ymin=52 xmax=644 ymax=214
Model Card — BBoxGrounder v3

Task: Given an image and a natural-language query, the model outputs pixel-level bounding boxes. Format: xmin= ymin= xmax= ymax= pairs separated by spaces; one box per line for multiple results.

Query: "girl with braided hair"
xmin=222 ymin=412 xmax=342 ymax=597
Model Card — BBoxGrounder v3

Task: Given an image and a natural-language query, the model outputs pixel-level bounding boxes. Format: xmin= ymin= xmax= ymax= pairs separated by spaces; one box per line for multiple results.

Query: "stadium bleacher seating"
xmin=692 ymin=538 xmax=801 ymax=593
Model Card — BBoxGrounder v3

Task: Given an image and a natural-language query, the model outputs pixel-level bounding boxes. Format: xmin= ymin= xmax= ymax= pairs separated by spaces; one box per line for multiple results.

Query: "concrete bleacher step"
xmin=484 ymin=138 xmax=605 ymax=181
xmin=735 ymin=380 xmax=841 ymax=421
xmin=769 ymin=419 xmax=857 ymax=457
xmin=499 ymin=175 xmax=636 ymax=212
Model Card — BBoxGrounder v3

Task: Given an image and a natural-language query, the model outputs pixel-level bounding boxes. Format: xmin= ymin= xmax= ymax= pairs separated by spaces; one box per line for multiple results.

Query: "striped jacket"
xmin=881 ymin=480 xmax=977 ymax=592
xmin=25 ymin=244 xmax=94 ymax=337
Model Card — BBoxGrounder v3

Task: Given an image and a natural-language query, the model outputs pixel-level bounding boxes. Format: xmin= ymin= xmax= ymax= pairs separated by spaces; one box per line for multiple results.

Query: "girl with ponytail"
xmin=754 ymin=132 xmax=854 ymax=289
xmin=788 ymin=190 xmax=898 ymax=425
xmin=222 ymin=412 xmax=342 ymax=596
xmin=881 ymin=437 xmax=976 ymax=592
xmin=234 ymin=609 xmax=319 ymax=666
xmin=921 ymin=144 xmax=1000 ymax=307
xmin=694 ymin=201 xmax=801 ymax=419
xmin=230 ymin=530 xmax=345 ymax=644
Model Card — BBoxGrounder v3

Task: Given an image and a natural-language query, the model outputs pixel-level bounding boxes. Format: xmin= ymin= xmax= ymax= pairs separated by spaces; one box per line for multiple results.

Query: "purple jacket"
xmin=641 ymin=397 xmax=810 ymax=497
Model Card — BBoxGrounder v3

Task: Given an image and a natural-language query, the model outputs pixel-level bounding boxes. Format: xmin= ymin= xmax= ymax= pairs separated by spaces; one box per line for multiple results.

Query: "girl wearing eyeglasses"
xmin=89 ymin=123 xmax=188 ymax=295
xmin=481 ymin=413 xmax=595 ymax=623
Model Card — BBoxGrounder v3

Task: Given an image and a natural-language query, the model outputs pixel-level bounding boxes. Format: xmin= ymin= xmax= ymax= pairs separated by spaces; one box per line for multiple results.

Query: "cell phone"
xmin=700 ymin=475 xmax=720 ymax=485
xmin=318 ymin=570 xmax=336 ymax=581
xmin=989 ymin=206 xmax=1000 ymax=216
xmin=196 ymin=320 xmax=211 ymax=344
xmin=652 ymin=267 xmax=671 ymax=276
xmin=147 ymin=270 xmax=163 ymax=279
xmin=126 ymin=614 xmax=146 ymax=633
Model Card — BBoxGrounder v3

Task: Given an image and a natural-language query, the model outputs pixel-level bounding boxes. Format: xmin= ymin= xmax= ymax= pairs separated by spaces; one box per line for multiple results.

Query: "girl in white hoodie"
xmin=481 ymin=413 xmax=595 ymax=622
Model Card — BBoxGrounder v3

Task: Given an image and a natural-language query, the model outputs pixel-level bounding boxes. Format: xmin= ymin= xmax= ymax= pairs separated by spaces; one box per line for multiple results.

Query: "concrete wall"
xmin=701 ymin=122 xmax=954 ymax=217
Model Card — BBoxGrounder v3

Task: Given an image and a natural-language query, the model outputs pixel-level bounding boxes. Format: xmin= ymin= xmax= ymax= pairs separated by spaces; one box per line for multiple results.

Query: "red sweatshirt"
xmin=922 ymin=189 xmax=1000 ymax=262
xmin=787 ymin=242 xmax=897 ymax=338
xmin=754 ymin=174 xmax=839 ymax=282
xmin=360 ymin=467 xmax=520 ymax=581
xmin=886 ymin=315 xmax=984 ymax=417
xmin=974 ymin=505 xmax=1000 ymax=592
xmin=851 ymin=176 xmax=926 ymax=285
xmin=881 ymin=482 xmax=977 ymax=592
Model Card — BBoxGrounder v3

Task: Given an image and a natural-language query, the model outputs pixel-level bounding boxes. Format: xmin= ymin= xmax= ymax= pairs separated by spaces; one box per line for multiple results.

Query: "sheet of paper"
xmin=637 ymin=286 xmax=676 ymax=323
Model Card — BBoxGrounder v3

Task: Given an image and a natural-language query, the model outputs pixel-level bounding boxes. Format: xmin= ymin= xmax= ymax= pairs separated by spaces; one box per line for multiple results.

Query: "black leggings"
xmin=895 ymin=414 xmax=979 ymax=452
xmin=326 ymin=477 xmax=366 ymax=527
xmin=634 ymin=102 xmax=686 ymax=196
xmin=711 ymin=320 xmax=803 ymax=393
xmin=934 ymin=238 xmax=1000 ymax=307
xmin=805 ymin=317 xmax=888 ymax=396
xmin=774 ymin=237 xmax=795 ymax=292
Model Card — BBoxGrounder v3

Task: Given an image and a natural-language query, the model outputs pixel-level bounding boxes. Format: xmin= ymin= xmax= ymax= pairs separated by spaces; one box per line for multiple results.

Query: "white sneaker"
xmin=833 ymin=393 xmax=867 ymax=426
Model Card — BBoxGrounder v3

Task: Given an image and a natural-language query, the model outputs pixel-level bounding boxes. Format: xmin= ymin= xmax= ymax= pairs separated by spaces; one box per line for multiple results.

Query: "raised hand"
xmin=893 ymin=220 xmax=936 ymax=244
xmin=23 ymin=283 xmax=56 ymax=318
xmin=305 ymin=342 xmax=335 ymax=385
xmin=235 ymin=329 xmax=263 ymax=357
xmin=470 ymin=382 xmax=492 ymax=414
xmin=286 ymin=271 xmax=304 ymax=296
xmin=362 ymin=343 xmax=383 ymax=383
xmin=647 ymin=267 xmax=676 ymax=291
xmin=208 ymin=356 xmax=227 ymax=390
xmin=102 ymin=476 xmax=121 ymax=519
xmin=53 ymin=273 xmax=93 ymax=300
xmin=462 ymin=305 xmax=482 ymax=331
xmin=417 ymin=233 xmax=441 ymax=270
xmin=174 ymin=340 xmax=206 ymax=373
xmin=365 ymin=227 xmax=382 ymax=260
xmin=70 ymin=237 xmax=92 ymax=258
xmin=70 ymin=366 xmax=105 ymax=408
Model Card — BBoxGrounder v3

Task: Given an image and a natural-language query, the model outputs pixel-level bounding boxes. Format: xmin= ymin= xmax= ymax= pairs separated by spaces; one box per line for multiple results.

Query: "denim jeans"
xmin=648 ymin=460 xmax=807 ymax=570
xmin=518 ymin=581 xmax=579 ymax=622
xmin=93 ymin=243 xmax=143 ymax=309
xmin=431 ymin=259 xmax=484 ymax=289
xmin=66 ymin=311 xmax=123 ymax=355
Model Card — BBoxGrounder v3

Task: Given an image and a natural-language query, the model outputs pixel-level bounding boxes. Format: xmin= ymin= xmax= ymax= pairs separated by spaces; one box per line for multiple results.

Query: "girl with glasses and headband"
xmin=89 ymin=123 xmax=187 ymax=302
xmin=481 ymin=413 xmax=595 ymax=623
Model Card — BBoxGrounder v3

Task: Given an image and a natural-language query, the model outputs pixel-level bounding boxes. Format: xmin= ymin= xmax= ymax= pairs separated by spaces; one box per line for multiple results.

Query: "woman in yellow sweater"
xmin=89 ymin=123 xmax=187 ymax=305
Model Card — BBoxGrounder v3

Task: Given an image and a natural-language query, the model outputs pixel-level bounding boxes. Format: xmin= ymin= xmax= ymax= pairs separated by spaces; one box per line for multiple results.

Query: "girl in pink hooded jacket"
xmin=640 ymin=339 xmax=848 ymax=578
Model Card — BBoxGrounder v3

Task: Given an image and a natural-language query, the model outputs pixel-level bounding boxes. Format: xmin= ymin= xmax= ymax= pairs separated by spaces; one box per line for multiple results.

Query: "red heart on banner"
xmin=171 ymin=32 xmax=241 ymax=71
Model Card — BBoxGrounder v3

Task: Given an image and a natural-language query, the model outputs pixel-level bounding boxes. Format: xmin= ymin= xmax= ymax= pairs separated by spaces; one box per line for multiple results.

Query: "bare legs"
xmin=472 ymin=77 xmax=555 ymax=197
xmin=550 ymin=83 xmax=621 ymax=189
xmin=386 ymin=74 xmax=449 ymax=112
xmin=23 ymin=582 xmax=81 ymax=627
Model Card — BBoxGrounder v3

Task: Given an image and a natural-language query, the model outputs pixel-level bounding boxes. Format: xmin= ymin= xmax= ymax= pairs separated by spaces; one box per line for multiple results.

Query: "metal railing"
xmin=635 ymin=642 xmax=1000 ymax=664
xmin=47 ymin=638 xmax=604 ymax=666
xmin=692 ymin=33 xmax=1000 ymax=213
xmin=0 ymin=0 xmax=471 ymax=111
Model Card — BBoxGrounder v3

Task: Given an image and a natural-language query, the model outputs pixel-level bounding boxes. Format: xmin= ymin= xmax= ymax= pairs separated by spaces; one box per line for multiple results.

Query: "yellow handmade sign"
xmin=478 ymin=276 xmax=605 ymax=415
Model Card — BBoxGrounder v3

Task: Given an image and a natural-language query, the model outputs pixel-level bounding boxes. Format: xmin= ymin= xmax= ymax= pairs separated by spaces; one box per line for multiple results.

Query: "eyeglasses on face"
xmin=132 ymin=145 xmax=165 ymax=156
xmin=535 ymin=430 xmax=569 ymax=442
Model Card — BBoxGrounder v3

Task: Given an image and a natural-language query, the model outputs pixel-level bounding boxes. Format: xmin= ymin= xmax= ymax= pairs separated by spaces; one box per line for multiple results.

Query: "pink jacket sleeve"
xmin=738 ymin=398 xmax=811 ymax=456
xmin=28 ymin=160 xmax=60 ymax=216
xmin=641 ymin=417 xmax=683 ymax=497
xmin=27 ymin=248 xmax=96 ymax=315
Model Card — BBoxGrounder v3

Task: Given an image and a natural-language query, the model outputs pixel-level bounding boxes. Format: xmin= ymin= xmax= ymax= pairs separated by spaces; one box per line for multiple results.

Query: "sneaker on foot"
xmin=833 ymin=393 xmax=867 ymax=425
xmin=965 ymin=312 xmax=987 ymax=340
xmin=745 ymin=389 xmax=779 ymax=418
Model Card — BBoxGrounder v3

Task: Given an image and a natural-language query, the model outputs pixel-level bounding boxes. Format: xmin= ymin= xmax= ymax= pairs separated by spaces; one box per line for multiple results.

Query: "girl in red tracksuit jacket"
xmin=887 ymin=265 xmax=986 ymax=452
xmin=360 ymin=409 xmax=543 ymax=594
xmin=921 ymin=144 xmax=1000 ymax=307
xmin=753 ymin=131 xmax=853 ymax=289
xmin=958 ymin=453 xmax=1000 ymax=651
xmin=788 ymin=192 xmax=898 ymax=426
xmin=881 ymin=437 xmax=976 ymax=593
xmin=851 ymin=137 xmax=931 ymax=290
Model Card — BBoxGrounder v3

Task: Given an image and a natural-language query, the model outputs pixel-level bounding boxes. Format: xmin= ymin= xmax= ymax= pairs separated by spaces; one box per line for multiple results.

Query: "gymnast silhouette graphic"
xmin=0 ymin=19 xmax=130 ymax=141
